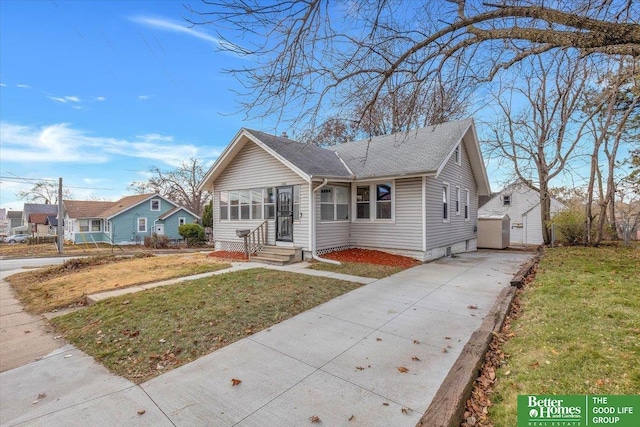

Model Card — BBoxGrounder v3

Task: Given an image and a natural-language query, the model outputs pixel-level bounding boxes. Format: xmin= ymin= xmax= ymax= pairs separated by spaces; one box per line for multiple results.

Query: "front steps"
xmin=250 ymin=245 xmax=303 ymax=266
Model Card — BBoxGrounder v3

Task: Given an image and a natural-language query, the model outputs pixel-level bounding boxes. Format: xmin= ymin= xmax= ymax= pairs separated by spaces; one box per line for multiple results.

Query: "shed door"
xmin=155 ymin=224 xmax=165 ymax=235
xmin=276 ymin=186 xmax=293 ymax=242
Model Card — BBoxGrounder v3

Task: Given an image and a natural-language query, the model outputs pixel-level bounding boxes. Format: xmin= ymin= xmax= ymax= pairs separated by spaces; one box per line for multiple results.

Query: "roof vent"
xmin=281 ymin=131 xmax=288 ymax=138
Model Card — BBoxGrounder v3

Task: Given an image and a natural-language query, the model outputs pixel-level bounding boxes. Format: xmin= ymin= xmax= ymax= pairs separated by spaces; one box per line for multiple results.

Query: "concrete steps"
xmin=250 ymin=245 xmax=303 ymax=266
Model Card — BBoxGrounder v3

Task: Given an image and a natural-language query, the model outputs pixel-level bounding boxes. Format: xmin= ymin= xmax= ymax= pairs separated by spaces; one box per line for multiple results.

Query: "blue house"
xmin=63 ymin=193 xmax=200 ymax=245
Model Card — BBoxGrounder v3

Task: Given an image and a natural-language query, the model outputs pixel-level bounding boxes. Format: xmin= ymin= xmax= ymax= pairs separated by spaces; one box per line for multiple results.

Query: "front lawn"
xmin=489 ymin=246 xmax=640 ymax=426
xmin=308 ymin=261 xmax=405 ymax=279
xmin=51 ymin=269 xmax=361 ymax=383
xmin=7 ymin=254 xmax=230 ymax=313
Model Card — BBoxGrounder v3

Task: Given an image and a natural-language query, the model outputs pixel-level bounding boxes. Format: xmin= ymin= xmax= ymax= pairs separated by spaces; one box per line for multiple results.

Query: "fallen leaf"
xmin=64 ymin=354 xmax=72 ymax=359
xmin=310 ymin=415 xmax=320 ymax=423
xmin=467 ymin=305 xmax=478 ymax=309
xmin=401 ymin=407 xmax=409 ymax=414
xmin=244 ymin=329 xmax=253 ymax=334
xmin=550 ymin=348 xmax=558 ymax=355
xmin=382 ymin=402 xmax=390 ymax=406
xmin=355 ymin=366 xmax=365 ymax=371
xmin=504 ymin=370 xmax=511 ymax=376
xmin=348 ymin=415 xmax=354 ymax=421
xmin=596 ymin=379 xmax=604 ymax=387
xmin=137 ymin=409 xmax=146 ymax=415
xmin=397 ymin=366 xmax=409 ymax=373
xmin=37 ymin=393 xmax=46 ymax=399
xmin=376 ymin=337 xmax=382 ymax=341
xmin=529 ymin=361 xmax=540 ymax=369
xmin=231 ymin=378 xmax=242 ymax=386
xmin=158 ymin=338 xmax=166 ymax=343
xmin=442 ymin=347 xmax=448 ymax=353
xmin=413 ymin=340 xmax=420 ymax=344
xmin=411 ymin=356 xmax=421 ymax=361
xmin=444 ymin=336 xmax=451 ymax=340
xmin=24 ymin=330 xmax=31 ymax=334
xmin=122 ymin=300 xmax=130 ymax=305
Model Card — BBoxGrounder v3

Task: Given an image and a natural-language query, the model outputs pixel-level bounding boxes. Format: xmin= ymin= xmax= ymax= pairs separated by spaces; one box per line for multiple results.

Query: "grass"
xmin=307 ymin=261 xmax=405 ymax=278
xmin=7 ymin=254 xmax=230 ymax=313
xmin=51 ymin=268 xmax=362 ymax=383
xmin=489 ymin=246 xmax=640 ymax=426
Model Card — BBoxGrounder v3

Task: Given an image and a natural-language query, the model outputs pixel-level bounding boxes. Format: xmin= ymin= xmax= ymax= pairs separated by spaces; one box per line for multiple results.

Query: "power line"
xmin=0 ymin=176 xmax=116 ymax=191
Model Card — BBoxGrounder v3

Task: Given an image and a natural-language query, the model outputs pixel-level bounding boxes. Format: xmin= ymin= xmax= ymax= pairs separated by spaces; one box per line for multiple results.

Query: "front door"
xmin=276 ymin=186 xmax=293 ymax=242
xmin=155 ymin=224 xmax=164 ymax=235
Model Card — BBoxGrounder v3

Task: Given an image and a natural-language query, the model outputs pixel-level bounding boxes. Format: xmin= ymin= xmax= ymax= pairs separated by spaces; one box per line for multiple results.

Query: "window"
xmin=503 ymin=194 xmax=511 ymax=206
xmin=455 ymin=187 xmax=461 ymax=215
xmin=220 ymin=191 xmax=229 ymax=220
xmin=293 ymin=185 xmax=300 ymax=221
xmin=356 ymin=186 xmax=370 ymax=219
xmin=78 ymin=219 xmax=89 ymax=232
xmin=376 ymin=183 xmax=392 ymax=219
xmin=454 ymin=145 xmax=460 ymax=164
xmin=229 ymin=191 xmax=239 ymax=220
xmin=137 ymin=217 xmax=147 ymax=233
xmin=91 ymin=219 xmax=101 ymax=232
xmin=443 ymin=184 xmax=449 ymax=221
xmin=178 ymin=217 xmax=186 ymax=226
xmin=239 ymin=190 xmax=250 ymax=220
xmin=465 ymin=189 xmax=470 ymax=220
xmin=320 ymin=186 xmax=349 ymax=221
xmin=150 ymin=200 xmax=160 ymax=211
xmin=104 ymin=221 xmax=111 ymax=233
xmin=264 ymin=188 xmax=275 ymax=219
xmin=251 ymin=189 xmax=263 ymax=220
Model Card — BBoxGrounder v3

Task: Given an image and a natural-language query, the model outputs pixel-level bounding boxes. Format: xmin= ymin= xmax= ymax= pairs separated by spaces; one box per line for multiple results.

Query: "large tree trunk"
xmin=539 ymin=179 xmax=552 ymax=245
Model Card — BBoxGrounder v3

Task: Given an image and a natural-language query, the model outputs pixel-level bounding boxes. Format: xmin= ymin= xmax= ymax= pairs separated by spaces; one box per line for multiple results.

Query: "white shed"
xmin=478 ymin=214 xmax=510 ymax=249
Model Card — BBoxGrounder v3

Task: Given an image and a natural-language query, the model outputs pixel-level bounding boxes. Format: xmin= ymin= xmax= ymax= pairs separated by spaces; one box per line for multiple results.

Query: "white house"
xmin=479 ymin=182 xmax=566 ymax=245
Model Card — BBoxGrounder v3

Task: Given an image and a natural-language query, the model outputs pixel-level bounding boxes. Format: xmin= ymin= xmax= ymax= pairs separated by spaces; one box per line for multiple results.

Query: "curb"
xmin=417 ymin=254 xmax=540 ymax=427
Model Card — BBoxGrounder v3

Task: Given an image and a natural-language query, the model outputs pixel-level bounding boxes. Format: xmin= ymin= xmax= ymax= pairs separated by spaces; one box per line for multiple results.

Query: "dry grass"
xmin=308 ymin=261 xmax=405 ymax=279
xmin=0 ymin=242 xmax=209 ymax=258
xmin=7 ymin=253 xmax=230 ymax=313
xmin=52 ymin=268 xmax=362 ymax=383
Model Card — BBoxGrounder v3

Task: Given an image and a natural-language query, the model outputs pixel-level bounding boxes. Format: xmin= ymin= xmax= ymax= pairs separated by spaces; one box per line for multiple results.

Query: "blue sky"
xmin=0 ymin=0 xmax=277 ymax=211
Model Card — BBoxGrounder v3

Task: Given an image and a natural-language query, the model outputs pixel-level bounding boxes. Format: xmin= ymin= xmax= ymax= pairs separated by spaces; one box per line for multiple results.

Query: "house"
xmin=478 ymin=182 xmax=566 ymax=245
xmin=22 ymin=204 xmax=58 ymax=235
xmin=198 ymin=118 xmax=491 ymax=262
xmin=63 ymin=193 xmax=200 ymax=245
xmin=7 ymin=210 xmax=24 ymax=234
xmin=28 ymin=213 xmax=56 ymax=236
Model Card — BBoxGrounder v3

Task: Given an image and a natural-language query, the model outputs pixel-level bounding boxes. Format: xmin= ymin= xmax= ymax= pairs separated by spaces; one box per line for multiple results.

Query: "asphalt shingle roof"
xmin=329 ymin=119 xmax=473 ymax=179
xmin=100 ymin=194 xmax=156 ymax=218
xmin=63 ymin=200 xmax=116 ymax=219
xmin=245 ymin=129 xmax=353 ymax=178
xmin=24 ymin=204 xmax=58 ymax=216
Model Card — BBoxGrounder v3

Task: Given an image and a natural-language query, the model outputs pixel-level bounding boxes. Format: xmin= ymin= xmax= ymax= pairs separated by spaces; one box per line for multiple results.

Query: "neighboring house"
xmin=7 ymin=210 xmax=24 ymax=234
xmin=199 ymin=118 xmax=491 ymax=261
xmin=28 ymin=213 xmax=55 ymax=236
xmin=478 ymin=182 xmax=566 ymax=245
xmin=63 ymin=194 xmax=200 ymax=245
xmin=22 ymin=204 xmax=58 ymax=235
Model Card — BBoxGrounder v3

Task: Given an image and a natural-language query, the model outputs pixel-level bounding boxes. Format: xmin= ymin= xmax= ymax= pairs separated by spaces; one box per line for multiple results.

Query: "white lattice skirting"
xmin=215 ymin=240 xmax=265 ymax=253
xmin=315 ymin=245 xmax=352 ymax=256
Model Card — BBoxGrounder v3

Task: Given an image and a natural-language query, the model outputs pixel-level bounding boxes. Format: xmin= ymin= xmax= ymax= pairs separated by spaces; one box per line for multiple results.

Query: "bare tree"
xmin=188 ymin=0 xmax=639 ymax=129
xmin=129 ymin=158 xmax=211 ymax=216
xmin=485 ymin=51 xmax=592 ymax=244
xmin=18 ymin=180 xmax=71 ymax=205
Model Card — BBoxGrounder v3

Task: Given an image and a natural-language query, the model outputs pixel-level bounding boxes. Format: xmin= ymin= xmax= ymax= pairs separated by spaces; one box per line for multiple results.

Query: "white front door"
xmin=155 ymin=224 xmax=164 ymax=235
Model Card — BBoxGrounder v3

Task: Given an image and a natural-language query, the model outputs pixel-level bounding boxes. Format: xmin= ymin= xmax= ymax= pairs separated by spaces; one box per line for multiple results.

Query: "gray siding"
xmin=349 ymin=177 xmax=423 ymax=251
xmin=315 ymin=182 xmax=351 ymax=250
xmin=425 ymin=140 xmax=478 ymax=251
xmin=213 ymin=141 xmax=309 ymax=249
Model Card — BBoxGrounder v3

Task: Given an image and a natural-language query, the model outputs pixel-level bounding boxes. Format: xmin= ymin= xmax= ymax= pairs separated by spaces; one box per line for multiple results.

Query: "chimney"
xmin=281 ymin=131 xmax=288 ymax=138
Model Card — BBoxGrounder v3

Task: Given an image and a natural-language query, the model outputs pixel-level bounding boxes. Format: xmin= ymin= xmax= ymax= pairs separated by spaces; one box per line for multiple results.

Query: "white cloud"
xmin=48 ymin=96 xmax=68 ymax=103
xmin=137 ymin=95 xmax=151 ymax=101
xmin=0 ymin=121 xmax=205 ymax=167
xmin=0 ymin=83 xmax=6 ymax=87
xmin=95 ymin=96 xmax=106 ymax=102
xmin=129 ymin=16 xmax=232 ymax=50
xmin=48 ymin=95 xmax=82 ymax=104
xmin=83 ymin=178 xmax=104 ymax=184
xmin=16 ymin=84 xmax=31 ymax=89
xmin=65 ymin=96 xmax=80 ymax=102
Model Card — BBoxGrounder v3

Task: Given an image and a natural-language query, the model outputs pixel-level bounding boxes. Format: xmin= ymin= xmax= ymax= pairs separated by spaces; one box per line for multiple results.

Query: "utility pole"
xmin=57 ymin=177 xmax=64 ymax=254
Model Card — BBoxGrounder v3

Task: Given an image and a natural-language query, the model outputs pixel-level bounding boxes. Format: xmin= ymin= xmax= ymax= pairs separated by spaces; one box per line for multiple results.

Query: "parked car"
xmin=4 ymin=234 xmax=29 ymax=243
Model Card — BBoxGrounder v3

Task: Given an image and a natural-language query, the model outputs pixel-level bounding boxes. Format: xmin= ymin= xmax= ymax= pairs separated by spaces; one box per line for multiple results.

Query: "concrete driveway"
xmin=0 ymin=251 xmax=532 ymax=427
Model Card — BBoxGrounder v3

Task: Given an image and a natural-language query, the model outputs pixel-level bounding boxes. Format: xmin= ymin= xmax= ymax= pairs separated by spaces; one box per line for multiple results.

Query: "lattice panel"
xmin=316 ymin=245 xmax=351 ymax=256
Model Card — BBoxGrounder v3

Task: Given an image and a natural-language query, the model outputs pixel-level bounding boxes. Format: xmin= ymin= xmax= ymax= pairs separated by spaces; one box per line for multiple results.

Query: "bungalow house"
xmin=478 ymin=182 xmax=566 ymax=245
xmin=198 ymin=118 xmax=491 ymax=262
xmin=63 ymin=193 xmax=200 ymax=245
xmin=22 ymin=204 xmax=58 ymax=235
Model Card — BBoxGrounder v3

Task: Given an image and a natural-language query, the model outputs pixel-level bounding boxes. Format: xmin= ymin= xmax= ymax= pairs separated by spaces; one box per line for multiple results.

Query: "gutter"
xmin=310 ymin=179 xmax=341 ymax=265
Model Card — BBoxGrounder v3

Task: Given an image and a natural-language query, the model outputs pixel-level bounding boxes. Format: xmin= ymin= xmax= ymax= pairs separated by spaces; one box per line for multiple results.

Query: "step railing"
xmin=245 ymin=220 xmax=268 ymax=256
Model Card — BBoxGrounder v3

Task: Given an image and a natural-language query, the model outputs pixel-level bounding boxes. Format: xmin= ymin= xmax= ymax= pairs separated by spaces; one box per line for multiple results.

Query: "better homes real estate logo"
xmin=518 ymin=395 xmax=640 ymax=427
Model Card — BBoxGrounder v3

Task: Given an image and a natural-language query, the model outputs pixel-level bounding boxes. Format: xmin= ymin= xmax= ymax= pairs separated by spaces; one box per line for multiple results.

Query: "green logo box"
xmin=518 ymin=395 xmax=640 ymax=427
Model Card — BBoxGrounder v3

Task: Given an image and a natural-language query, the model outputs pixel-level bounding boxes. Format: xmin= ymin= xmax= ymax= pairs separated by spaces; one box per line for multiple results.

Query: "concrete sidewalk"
xmin=0 ymin=251 xmax=532 ymax=427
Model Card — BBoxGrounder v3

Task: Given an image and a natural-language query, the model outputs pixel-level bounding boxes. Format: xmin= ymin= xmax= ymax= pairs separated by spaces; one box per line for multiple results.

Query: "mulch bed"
xmin=322 ymin=248 xmax=420 ymax=268
xmin=207 ymin=251 xmax=247 ymax=261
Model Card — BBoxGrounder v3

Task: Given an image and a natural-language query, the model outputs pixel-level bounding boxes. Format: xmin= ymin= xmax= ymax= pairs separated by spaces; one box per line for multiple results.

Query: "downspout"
xmin=311 ymin=178 xmax=341 ymax=265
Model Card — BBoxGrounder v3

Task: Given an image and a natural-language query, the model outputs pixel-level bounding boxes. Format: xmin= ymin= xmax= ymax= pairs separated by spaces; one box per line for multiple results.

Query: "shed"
xmin=478 ymin=214 xmax=510 ymax=249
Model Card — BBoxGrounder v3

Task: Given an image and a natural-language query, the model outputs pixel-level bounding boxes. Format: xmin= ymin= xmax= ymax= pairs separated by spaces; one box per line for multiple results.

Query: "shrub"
xmin=178 ymin=223 xmax=205 ymax=246
xmin=144 ymin=233 xmax=170 ymax=249
xmin=549 ymin=210 xmax=586 ymax=246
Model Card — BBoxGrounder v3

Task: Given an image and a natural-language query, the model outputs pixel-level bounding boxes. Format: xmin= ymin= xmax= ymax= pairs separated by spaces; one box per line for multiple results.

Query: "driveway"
xmin=0 ymin=251 xmax=532 ymax=426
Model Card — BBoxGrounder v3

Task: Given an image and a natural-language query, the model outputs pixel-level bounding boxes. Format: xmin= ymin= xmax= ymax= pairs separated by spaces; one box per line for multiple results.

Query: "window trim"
xmin=455 ymin=186 xmax=461 ymax=216
xmin=443 ymin=182 xmax=450 ymax=223
xmin=150 ymin=199 xmax=161 ymax=211
xmin=351 ymin=180 xmax=395 ymax=222
xmin=465 ymin=189 xmax=470 ymax=221
xmin=178 ymin=217 xmax=186 ymax=226
xmin=219 ymin=186 xmax=297 ymax=222
xmin=137 ymin=217 xmax=147 ymax=233
xmin=454 ymin=145 xmax=461 ymax=165
xmin=503 ymin=194 xmax=511 ymax=206
xmin=91 ymin=219 xmax=101 ymax=232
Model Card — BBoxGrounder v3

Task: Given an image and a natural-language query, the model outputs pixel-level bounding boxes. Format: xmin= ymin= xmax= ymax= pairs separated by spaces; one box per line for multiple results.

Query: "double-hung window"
xmin=150 ymin=200 xmax=160 ymax=211
xmin=465 ymin=189 xmax=470 ymax=220
xmin=91 ymin=219 xmax=101 ymax=231
xmin=354 ymin=182 xmax=394 ymax=220
xmin=178 ymin=217 xmax=186 ymax=226
xmin=220 ymin=192 xmax=229 ymax=220
xmin=455 ymin=187 xmax=461 ymax=215
xmin=219 ymin=186 xmax=292 ymax=221
xmin=376 ymin=183 xmax=392 ymax=219
xmin=443 ymin=184 xmax=450 ymax=222
xmin=137 ymin=217 xmax=147 ymax=233
xmin=356 ymin=186 xmax=370 ymax=219
xmin=320 ymin=186 xmax=349 ymax=221
xmin=264 ymin=188 xmax=275 ymax=219
xmin=239 ymin=190 xmax=250 ymax=220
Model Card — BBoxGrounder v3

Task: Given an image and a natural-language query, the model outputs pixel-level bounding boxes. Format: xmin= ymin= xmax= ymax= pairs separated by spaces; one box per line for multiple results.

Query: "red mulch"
xmin=322 ymin=248 xmax=420 ymax=268
xmin=207 ymin=251 xmax=247 ymax=261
